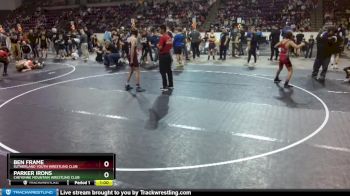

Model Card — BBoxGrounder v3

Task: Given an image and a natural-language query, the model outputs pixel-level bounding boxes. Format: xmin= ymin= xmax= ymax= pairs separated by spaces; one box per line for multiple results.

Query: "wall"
xmin=0 ymin=0 xmax=22 ymax=10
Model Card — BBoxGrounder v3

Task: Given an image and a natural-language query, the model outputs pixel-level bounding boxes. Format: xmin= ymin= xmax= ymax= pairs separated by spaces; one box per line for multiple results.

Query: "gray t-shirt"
xmin=190 ymin=30 xmax=201 ymax=43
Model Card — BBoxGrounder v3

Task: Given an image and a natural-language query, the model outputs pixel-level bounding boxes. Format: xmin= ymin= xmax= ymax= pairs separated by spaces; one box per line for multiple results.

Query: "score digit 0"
xmin=104 ymin=161 xmax=109 ymax=168
xmin=104 ymin=172 xmax=109 ymax=178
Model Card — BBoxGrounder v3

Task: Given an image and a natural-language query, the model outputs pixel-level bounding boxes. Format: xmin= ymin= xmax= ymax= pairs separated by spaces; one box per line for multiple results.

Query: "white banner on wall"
xmin=0 ymin=0 xmax=22 ymax=10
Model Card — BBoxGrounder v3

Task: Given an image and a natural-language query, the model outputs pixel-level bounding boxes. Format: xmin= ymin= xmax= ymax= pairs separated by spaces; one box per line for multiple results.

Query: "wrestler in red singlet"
xmin=278 ymin=41 xmax=292 ymax=68
xmin=274 ymin=32 xmax=304 ymax=88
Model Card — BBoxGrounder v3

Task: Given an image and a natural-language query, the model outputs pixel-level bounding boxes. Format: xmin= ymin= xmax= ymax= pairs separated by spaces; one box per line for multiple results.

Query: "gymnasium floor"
xmin=0 ymin=55 xmax=350 ymax=189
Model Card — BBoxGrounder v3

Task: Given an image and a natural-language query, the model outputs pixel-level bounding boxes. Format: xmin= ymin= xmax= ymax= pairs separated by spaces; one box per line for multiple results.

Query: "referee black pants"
xmin=0 ymin=58 xmax=9 ymax=74
xmin=159 ymin=54 xmax=173 ymax=88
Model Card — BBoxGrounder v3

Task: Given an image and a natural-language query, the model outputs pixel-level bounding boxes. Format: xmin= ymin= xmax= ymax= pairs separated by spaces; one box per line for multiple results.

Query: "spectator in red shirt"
xmin=158 ymin=24 xmax=173 ymax=92
xmin=0 ymin=47 xmax=10 ymax=77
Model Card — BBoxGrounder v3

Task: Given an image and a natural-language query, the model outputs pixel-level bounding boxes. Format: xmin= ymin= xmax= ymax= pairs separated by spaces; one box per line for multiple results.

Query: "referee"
xmin=158 ymin=25 xmax=174 ymax=92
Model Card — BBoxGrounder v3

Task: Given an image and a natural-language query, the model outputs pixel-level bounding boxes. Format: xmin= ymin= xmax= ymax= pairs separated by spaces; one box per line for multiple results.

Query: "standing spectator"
xmin=121 ymin=32 xmax=130 ymax=62
xmin=150 ymin=29 xmax=160 ymax=64
xmin=37 ymin=30 xmax=49 ymax=59
xmin=28 ymin=29 xmax=38 ymax=59
xmin=305 ymin=35 xmax=315 ymax=58
xmin=158 ymin=24 xmax=174 ymax=92
xmin=296 ymin=30 xmax=305 ymax=56
xmin=247 ymin=26 xmax=258 ymax=67
xmin=66 ymin=34 xmax=74 ymax=56
xmin=51 ymin=29 xmax=59 ymax=58
xmin=269 ymin=26 xmax=280 ymax=61
xmin=173 ymin=27 xmax=185 ymax=67
xmin=57 ymin=33 xmax=66 ymax=59
xmin=312 ymin=27 xmax=337 ymax=82
xmin=219 ymin=28 xmax=228 ymax=61
xmin=0 ymin=47 xmax=10 ymax=77
xmin=330 ymin=29 xmax=344 ymax=70
xmin=231 ymin=25 xmax=240 ymax=58
xmin=80 ymin=29 xmax=89 ymax=62
xmin=203 ymin=31 xmax=209 ymax=54
xmin=182 ymin=28 xmax=190 ymax=61
xmin=140 ymin=30 xmax=153 ymax=64
xmin=84 ymin=27 xmax=93 ymax=53
xmin=10 ymin=28 xmax=20 ymax=60
xmin=238 ymin=28 xmax=245 ymax=56
xmin=189 ymin=27 xmax=201 ymax=60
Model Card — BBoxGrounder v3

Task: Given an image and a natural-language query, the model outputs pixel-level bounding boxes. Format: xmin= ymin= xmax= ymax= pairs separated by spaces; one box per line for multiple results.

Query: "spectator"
xmin=104 ymin=41 xmax=120 ymax=69
xmin=20 ymin=41 xmax=32 ymax=60
xmin=0 ymin=47 xmax=10 ymax=77
xmin=173 ymin=27 xmax=185 ymax=67
xmin=189 ymin=27 xmax=201 ymax=60
xmin=80 ymin=29 xmax=89 ymax=62
xmin=219 ymin=28 xmax=229 ymax=61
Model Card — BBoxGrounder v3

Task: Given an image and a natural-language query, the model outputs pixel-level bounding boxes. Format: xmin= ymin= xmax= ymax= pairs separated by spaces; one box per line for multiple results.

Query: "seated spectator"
xmin=104 ymin=41 xmax=120 ymax=68
xmin=20 ymin=41 xmax=32 ymax=60
xmin=94 ymin=42 xmax=104 ymax=63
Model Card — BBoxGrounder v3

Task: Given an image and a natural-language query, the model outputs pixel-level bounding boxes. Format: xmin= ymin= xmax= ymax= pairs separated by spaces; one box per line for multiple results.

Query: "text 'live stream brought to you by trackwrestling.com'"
xmin=59 ymin=189 xmax=192 ymax=196
xmin=0 ymin=189 xmax=193 ymax=196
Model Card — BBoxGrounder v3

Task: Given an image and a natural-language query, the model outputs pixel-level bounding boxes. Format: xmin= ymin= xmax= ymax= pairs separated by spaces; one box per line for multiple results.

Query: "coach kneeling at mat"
xmin=104 ymin=41 xmax=120 ymax=68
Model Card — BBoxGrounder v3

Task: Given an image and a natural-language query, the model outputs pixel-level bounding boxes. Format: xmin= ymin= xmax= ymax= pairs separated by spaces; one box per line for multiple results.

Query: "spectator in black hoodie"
xmin=269 ymin=26 xmax=280 ymax=61
xmin=28 ymin=29 xmax=38 ymax=59
xmin=311 ymin=27 xmax=337 ymax=82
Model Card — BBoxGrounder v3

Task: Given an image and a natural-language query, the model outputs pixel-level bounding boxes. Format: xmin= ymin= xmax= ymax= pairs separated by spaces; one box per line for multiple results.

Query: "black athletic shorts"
xmin=174 ymin=46 xmax=182 ymax=55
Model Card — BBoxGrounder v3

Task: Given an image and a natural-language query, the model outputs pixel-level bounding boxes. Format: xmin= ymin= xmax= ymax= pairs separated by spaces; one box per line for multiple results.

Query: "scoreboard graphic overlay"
xmin=7 ymin=153 xmax=116 ymax=186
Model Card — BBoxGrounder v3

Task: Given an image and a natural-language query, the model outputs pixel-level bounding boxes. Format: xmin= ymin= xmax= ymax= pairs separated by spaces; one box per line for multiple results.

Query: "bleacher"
xmin=135 ymin=0 xmax=211 ymax=29
xmin=213 ymin=0 xmax=316 ymax=31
